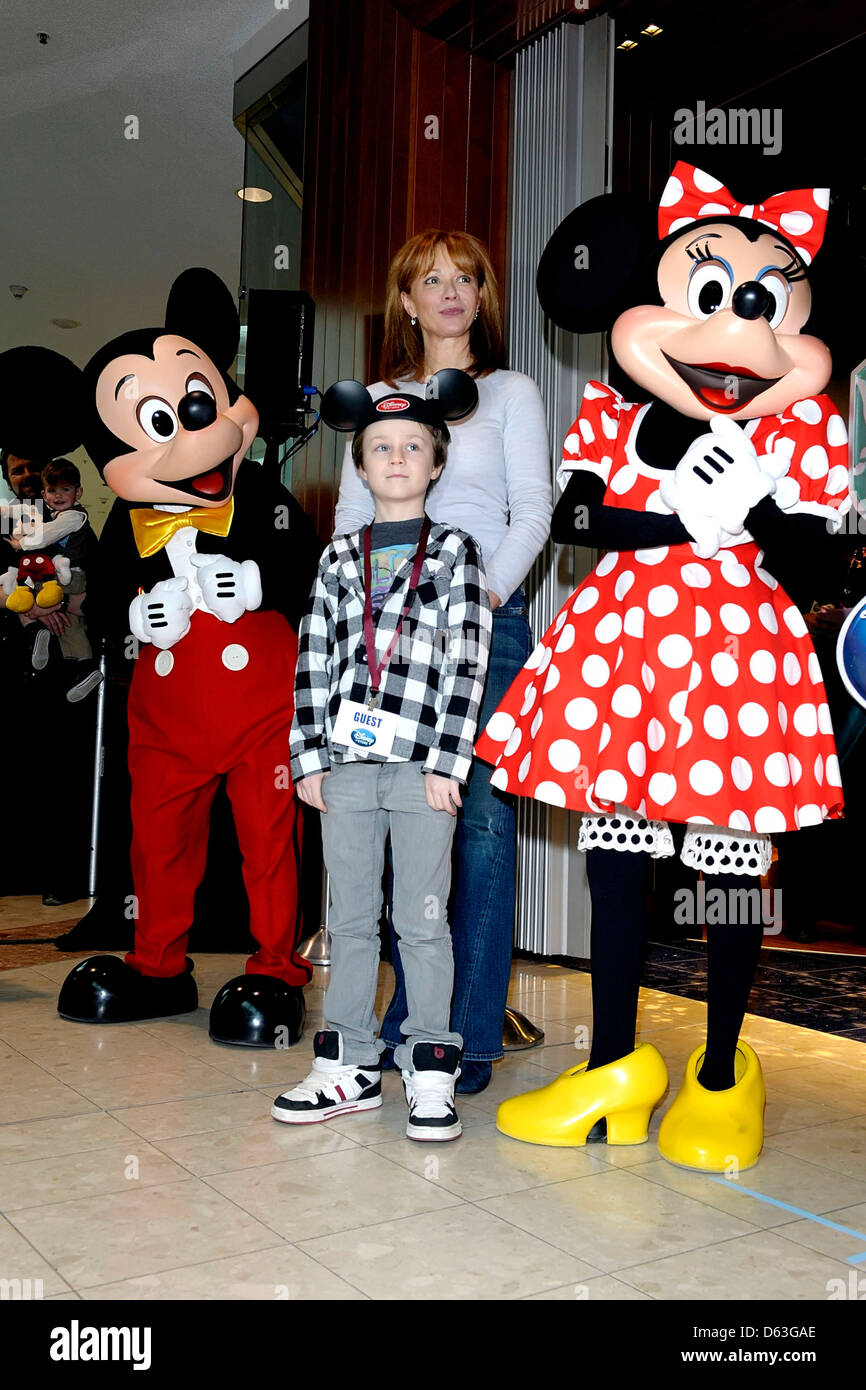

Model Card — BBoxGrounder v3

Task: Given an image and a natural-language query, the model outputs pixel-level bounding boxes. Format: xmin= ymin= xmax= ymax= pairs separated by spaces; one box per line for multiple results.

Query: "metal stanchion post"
xmin=298 ymin=866 xmax=332 ymax=967
xmin=86 ymin=655 xmax=107 ymax=899
xmin=503 ymin=1006 xmax=545 ymax=1051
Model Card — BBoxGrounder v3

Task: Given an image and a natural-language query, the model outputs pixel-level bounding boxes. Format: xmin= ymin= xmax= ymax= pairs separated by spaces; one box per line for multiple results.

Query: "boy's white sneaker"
xmin=271 ymin=1028 xmax=382 ymax=1124
xmin=402 ymin=1042 xmax=462 ymax=1142
xmin=32 ymin=628 xmax=51 ymax=671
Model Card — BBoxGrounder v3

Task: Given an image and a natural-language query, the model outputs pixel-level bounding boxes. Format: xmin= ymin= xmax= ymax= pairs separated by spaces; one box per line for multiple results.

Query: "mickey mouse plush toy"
xmin=476 ymin=163 xmax=851 ymax=1170
xmin=0 ymin=269 xmax=320 ymax=1045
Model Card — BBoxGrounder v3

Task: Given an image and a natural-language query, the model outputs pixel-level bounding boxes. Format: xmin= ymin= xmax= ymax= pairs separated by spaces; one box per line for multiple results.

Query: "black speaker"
xmin=244 ymin=289 xmax=315 ymax=443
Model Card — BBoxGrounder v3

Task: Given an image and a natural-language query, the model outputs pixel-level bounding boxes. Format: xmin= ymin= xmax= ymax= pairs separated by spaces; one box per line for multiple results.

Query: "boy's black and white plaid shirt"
xmin=290 ymin=521 xmax=492 ymax=784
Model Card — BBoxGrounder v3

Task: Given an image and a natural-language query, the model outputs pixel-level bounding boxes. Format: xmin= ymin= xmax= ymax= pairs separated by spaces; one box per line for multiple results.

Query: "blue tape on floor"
xmin=708 ymin=1176 xmax=866 ymax=1264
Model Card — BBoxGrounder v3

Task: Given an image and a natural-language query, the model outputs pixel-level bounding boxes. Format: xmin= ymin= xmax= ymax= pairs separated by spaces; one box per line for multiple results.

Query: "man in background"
xmin=1 ymin=448 xmax=95 ymax=903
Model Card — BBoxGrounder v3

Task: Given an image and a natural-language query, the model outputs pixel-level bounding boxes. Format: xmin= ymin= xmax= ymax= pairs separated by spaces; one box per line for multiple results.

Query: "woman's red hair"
xmin=380 ymin=230 xmax=506 ymax=384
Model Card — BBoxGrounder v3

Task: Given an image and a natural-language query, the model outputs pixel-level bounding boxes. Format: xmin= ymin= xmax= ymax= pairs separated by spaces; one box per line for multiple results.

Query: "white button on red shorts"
xmin=221 ymin=643 xmax=249 ymax=671
xmin=155 ymin=651 xmax=174 ymax=677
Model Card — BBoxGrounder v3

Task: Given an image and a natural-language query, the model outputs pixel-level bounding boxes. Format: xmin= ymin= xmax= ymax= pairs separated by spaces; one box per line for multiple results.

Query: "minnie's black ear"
xmin=426 ymin=369 xmax=478 ymax=421
xmin=536 ymin=193 xmax=658 ymax=333
xmin=320 ymin=380 xmax=374 ymax=431
xmin=0 ymin=347 xmax=85 ymax=457
xmin=164 ymin=268 xmax=240 ymax=369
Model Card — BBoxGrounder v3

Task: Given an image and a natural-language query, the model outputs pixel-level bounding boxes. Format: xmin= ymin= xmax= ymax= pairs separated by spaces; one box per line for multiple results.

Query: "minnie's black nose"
xmin=178 ymin=390 xmax=217 ymax=431
xmin=732 ymin=281 xmax=772 ymax=321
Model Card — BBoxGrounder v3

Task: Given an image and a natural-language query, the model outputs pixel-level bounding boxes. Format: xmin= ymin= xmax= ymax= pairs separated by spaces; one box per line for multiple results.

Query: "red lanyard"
xmin=362 ymin=517 xmax=431 ymax=709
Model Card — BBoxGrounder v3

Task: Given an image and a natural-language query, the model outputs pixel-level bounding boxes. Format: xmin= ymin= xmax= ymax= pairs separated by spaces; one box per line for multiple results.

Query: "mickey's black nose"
xmin=732 ymin=281 xmax=772 ymax=321
xmin=177 ymin=390 xmax=217 ymax=431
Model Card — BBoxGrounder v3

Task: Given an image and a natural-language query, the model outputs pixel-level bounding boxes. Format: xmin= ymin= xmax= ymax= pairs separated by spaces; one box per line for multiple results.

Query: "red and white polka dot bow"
xmin=658 ymin=161 xmax=830 ymax=265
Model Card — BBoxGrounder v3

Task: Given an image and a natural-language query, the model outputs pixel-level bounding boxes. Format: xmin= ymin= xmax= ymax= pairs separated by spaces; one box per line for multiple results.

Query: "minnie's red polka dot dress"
xmin=474 ymin=381 xmax=851 ymax=839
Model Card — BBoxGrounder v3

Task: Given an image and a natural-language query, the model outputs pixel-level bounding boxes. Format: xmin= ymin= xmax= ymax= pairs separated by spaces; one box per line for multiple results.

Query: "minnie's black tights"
xmin=585 ymin=848 xmax=763 ymax=1090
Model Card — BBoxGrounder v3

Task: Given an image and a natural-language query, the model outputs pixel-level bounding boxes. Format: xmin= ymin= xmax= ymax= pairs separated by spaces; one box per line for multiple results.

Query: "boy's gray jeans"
xmin=319 ymin=759 xmax=463 ymax=1071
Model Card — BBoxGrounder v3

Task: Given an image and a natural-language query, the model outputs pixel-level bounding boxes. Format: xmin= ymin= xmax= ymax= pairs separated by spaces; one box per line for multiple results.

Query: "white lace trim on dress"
xmin=578 ymin=806 xmax=675 ymax=859
xmin=681 ymin=826 xmax=773 ymax=876
xmin=579 ymin=806 xmax=772 ymax=875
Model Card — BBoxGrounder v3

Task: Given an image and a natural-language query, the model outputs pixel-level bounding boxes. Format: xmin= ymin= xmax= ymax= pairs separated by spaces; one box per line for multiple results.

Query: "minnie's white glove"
xmin=659 ymin=415 xmax=778 ymax=558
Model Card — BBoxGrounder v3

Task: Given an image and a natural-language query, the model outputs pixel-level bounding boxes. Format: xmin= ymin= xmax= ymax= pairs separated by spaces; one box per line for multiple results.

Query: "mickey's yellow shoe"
xmin=496 ymin=1043 xmax=668 ymax=1147
xmin=657 ymin=1041 xmax=765 ymax=1172
xmin=36 ymin=581 xmax=64 ymax=608
xmin=5 ymin=585 xmax=34 ymax=612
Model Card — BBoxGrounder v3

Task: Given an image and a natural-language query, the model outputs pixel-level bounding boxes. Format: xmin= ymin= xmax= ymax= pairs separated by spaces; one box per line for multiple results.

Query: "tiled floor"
xmin=639 ymin=940 xmax=866 ymax=1041
xmin=0 ymin=948 xmax=865 ymax=1300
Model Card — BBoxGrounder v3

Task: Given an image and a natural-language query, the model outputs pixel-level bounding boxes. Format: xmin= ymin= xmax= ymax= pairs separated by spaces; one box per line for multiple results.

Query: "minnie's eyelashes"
xmin=686 ymin=240 xmax=806 ymax=286
xmin=686 ymin=241 xmax=716 ymax=264
xmin=776 ymin=257 xmax=807 ymax=284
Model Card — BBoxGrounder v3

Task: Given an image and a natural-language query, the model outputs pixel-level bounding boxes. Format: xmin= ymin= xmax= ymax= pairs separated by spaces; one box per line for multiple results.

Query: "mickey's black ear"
xmin=0 ymin=347 xmax=85 ymax=457
xmin=426 ymin=369 xmax=478 ymax=421
xmin=536 ymin=193 xmax=657 ymax=333
xmin=164 ymin=268 xmax=240 ymax=369
xmin=320 ymin=381 xmax=373 ymax=431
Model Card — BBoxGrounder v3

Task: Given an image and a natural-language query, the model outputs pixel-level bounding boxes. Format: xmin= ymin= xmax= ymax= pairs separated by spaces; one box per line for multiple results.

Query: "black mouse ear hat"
xmin=320 ymin=369 xmax=478 ymax=443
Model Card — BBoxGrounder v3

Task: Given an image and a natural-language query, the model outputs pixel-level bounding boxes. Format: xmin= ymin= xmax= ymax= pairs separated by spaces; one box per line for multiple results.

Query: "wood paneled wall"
xmin=392 ymin=0 xmax=601 ymax=61
xmin=293 ymin=0 xmax=510 ymax=537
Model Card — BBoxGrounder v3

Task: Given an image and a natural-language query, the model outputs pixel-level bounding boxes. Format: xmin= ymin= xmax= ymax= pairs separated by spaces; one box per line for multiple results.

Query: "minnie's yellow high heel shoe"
xmin=657 ymin=1041 xmax=765 ymax=1172
xmin=496 ymin=1043 xmax=668 ymax=1147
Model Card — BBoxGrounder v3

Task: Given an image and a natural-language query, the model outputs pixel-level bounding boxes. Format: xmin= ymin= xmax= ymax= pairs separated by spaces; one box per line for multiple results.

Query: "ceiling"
xmin=0 ymin=0 xmax=285 ymax=365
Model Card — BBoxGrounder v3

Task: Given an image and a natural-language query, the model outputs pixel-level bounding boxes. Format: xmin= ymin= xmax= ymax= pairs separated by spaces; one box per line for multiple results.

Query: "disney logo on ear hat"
xmin=320 ymin=368 xmax=478 ymax=442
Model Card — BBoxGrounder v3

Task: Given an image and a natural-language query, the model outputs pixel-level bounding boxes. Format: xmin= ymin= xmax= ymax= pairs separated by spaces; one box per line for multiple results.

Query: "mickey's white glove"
xmin=129 ymin=577 xmax=193 ymax=650
xmin=659 ymin=415 xmax=778 ymax=559
xmin=190 ymin=553 xmax=262 ymax=624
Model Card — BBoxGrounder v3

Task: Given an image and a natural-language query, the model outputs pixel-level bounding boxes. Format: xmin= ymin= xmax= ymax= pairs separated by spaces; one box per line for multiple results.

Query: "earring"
xmin=410 ymin=316 xmax=418 ymax=327
xmin=474 ymin=308 xmax=480 ymax=321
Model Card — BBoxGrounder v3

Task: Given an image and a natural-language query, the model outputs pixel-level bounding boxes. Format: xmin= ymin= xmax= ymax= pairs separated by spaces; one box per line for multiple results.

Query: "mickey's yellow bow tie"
xmin=130 ymin=499 xmax=235 ymax=559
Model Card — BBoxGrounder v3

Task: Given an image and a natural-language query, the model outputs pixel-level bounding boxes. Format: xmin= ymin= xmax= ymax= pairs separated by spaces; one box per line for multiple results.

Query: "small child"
xmin=20 ymin=460 xmax=101 ymax=702
xmin=274 ymin=371 xmax=491 ymax=1141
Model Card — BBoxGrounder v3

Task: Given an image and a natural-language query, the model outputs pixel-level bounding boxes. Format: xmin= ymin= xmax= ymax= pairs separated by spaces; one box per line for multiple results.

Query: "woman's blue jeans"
xmin=380 ymin=590 xmax=533 ymax=1061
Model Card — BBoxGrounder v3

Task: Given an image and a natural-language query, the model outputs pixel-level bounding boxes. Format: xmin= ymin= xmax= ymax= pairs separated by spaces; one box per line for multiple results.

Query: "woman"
xmin=334 ymin=230 xmax=552 ymax=1093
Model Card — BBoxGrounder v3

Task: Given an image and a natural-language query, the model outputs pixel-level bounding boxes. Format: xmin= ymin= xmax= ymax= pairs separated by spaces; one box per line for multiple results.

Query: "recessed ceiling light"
xmin=51 ymin=318 xmax=80 ymax=329
xmin=617 ymin=38 xmax=638 ymax=50
xmin=236 ymin=187 xmax=272 ymax=203
xmin=641 ymin=23 xmax=663 ymax=36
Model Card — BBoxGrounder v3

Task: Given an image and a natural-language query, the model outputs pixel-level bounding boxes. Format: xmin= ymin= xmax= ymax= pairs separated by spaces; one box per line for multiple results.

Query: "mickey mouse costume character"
xmin=0 ymin=269 xmax=321 ymax=1044
xmin=475 ymin=163 xmax=852 ymax=1170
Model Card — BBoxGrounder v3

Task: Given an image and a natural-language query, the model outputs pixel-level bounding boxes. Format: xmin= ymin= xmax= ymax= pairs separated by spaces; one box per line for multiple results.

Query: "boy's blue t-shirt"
xmin=367 ymin=516 xmax=424 ymax=613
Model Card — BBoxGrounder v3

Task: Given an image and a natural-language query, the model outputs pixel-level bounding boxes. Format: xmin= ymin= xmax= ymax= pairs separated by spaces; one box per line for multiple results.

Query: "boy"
xmin=275 ymin=377 xmax=491 ymax=1141
xmin=18 ymin=460 xmax=101 ymax=702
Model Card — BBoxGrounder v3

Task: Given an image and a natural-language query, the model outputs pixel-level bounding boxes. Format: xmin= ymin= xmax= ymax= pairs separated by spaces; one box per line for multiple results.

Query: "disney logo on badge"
xmin=351 ymin=729 xmax=377 ymax=747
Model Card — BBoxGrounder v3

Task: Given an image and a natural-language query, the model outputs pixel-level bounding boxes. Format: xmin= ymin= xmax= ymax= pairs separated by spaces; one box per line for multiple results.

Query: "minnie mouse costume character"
xmin=475 ymin=163 xmax=851 ymax=1170
xmin=0 ymin=269 xmax=320 ymax=1045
